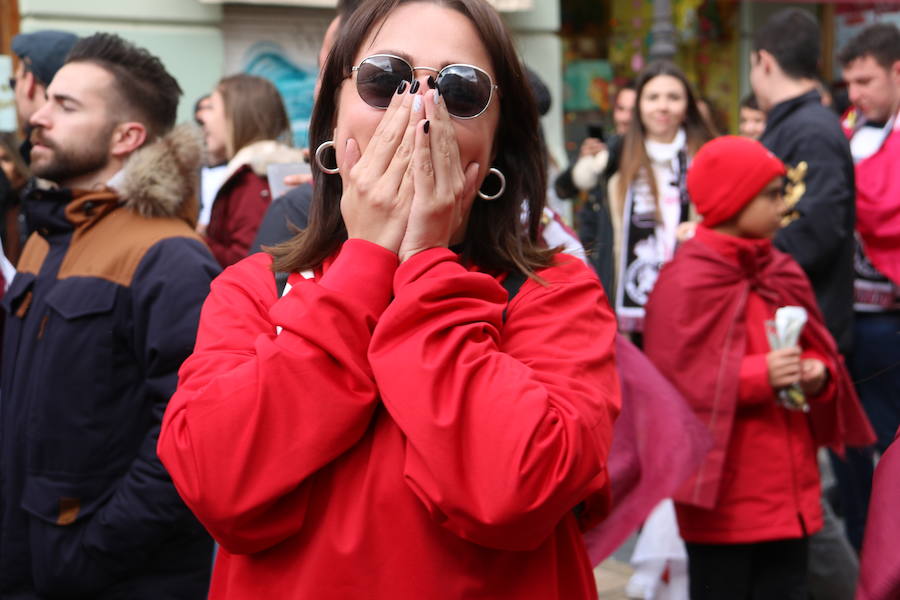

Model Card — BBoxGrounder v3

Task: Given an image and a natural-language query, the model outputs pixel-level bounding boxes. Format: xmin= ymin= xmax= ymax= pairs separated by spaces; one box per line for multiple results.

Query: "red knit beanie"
xmin=687 ymin=136 xmax=786 ymax=227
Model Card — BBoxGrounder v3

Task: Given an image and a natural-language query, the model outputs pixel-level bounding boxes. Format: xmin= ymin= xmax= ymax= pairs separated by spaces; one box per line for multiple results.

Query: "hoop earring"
xmin=477 ymin=167 xmax=506 ymax=201
xmin=314 ymin=140 xmax=340 ymax=174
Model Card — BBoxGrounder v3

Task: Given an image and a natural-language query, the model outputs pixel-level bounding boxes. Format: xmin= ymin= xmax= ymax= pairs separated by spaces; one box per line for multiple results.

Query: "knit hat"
xmin=12 ymin=30 xmax=78 ymax=87
xmin=687 ymin=136 xmax=786 ymax=227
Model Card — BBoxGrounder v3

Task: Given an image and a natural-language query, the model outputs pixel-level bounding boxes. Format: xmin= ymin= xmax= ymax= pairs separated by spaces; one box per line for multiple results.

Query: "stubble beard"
xmin=30 ymin=124 xmax=114 ymax=187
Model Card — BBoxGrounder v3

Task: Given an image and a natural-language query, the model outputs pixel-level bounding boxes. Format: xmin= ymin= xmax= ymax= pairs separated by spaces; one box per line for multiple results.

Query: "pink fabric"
xmin=582 ymin=335 xmax=713 ymax=564
xmin=857 ymin=427 xmax=900 ymax=600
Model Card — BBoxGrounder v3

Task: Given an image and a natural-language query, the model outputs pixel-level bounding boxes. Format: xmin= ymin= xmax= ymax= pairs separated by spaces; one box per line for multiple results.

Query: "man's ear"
xmin=757 ymin=49 xmax=776 ymax=76
xmin=23 ymin=71 xmax=39 ymax=101
xmin=890 ymin=59 xmax=900 ymax=88
xmin=109 ymin=121 xmax=148 ymax=159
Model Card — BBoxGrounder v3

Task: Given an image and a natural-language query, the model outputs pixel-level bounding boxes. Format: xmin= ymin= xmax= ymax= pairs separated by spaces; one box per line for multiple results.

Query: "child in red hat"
xmin=642 ymin=136 xmax=874 ymax=599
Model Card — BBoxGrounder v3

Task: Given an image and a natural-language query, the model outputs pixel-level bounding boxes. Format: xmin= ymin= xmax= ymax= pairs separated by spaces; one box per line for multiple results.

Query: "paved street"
xmin=595 ymin=558 xmax=634 ymax=600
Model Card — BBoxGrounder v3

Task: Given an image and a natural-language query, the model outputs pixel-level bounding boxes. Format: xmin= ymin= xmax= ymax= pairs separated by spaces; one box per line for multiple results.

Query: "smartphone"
xmin=586 ymin=124 xmax=606 ymax=142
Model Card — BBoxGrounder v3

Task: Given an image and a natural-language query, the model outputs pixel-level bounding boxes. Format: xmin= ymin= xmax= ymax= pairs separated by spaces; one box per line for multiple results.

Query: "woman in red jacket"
xmin=158 ymin=0 xmax=620 ymax=598
xmin=200 ymin=74 xmax=305 ymax=267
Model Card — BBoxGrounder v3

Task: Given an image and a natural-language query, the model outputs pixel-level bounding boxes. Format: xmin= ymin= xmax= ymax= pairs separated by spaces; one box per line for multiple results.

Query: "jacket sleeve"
xmin=206 ymin=172 xmax=271 ymax=267
xmin=81 ymin=238 xmax=220 ymax=575
xmin=249 ymin=183 xmax=312 ymax=254
xmin=738 ymin=354 xmax=775 ymax=405
xmin=157 ymin=240 xmax=397 ymax=555
xmin=773 ymin=129 xmax=855 ymax=279
xmin=367 ymin=249 xmax=620 ymax=551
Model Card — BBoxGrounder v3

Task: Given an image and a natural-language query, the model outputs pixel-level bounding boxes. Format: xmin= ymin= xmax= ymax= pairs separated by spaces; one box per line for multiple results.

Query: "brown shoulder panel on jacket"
xmin=16 ymin=234 xmax=51 ymax=276
xmin=58 ymin=206 xmax=206 ymax=287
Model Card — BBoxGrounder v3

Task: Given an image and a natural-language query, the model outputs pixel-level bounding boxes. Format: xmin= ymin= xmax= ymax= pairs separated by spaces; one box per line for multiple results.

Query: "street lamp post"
xmin=649 ymin=0 xmax=677 ymax=62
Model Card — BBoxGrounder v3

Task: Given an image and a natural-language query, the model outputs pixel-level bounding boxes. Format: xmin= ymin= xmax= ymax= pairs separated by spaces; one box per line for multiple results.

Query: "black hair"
xmin=740 ymin=94 xmax=759 ymax=111
xmin=337 ymin=0 xmax=363 ymax=20
xmin=67 ymin=33 xmax=182 ymax=142
xmin=838 ymin=23 xmax=900 ymax=70
xmin=752 ymin=9 xmax=820 ymax=80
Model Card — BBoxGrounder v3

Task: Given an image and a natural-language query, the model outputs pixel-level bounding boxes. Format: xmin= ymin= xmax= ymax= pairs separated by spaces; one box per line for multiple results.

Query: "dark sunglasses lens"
xmin=356 ymin=56 xmax=411 ymax=108
xmin=438 ymin=66 xmax=492 ymax=118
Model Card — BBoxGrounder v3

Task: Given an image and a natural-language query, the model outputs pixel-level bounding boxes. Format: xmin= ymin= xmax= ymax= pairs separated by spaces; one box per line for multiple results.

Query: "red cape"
xmin=644 ymin=236 xmax=874 ymax=509
xmin=583 ymin=335 xmax=712 ymax=564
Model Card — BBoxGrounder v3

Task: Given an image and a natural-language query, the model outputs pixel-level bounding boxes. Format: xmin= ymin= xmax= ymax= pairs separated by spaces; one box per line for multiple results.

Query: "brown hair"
xmin=0 ymin=132 xmax=30 ymax=190
xmin=269 ymin=0 xmax=554 ymax=278
xmin=66 ymin=33 xmax=182 ymax=144
xmin=617 ymin=61 xmax=715 ymax=212
xmin=217 ymin=74 xmax=291 ymax=159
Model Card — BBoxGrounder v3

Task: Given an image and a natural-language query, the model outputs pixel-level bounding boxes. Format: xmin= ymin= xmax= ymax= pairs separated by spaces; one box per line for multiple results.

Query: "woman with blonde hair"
xmin=608 ymin=61 xmax=715 ymax=334
xmin=201 ymin=73 xmax=305 ymax=267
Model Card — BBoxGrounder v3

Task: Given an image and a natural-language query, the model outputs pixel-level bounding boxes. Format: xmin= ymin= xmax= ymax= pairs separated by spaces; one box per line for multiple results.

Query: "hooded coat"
xmin=0 ymin=125 xmax=220 ymax=599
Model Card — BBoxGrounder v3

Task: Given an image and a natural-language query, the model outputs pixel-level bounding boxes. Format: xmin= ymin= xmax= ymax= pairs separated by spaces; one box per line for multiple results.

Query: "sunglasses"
xmin=351 ymin=54 xmax=498 ymax=120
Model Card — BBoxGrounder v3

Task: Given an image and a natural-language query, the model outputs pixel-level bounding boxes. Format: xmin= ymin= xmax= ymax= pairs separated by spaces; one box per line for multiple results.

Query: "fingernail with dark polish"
xmin=409 ymin=80 xmax=420 ymax=94
xmin=423 ymin=120 xmax=430 ymax=134
xmin=426 ymin=75 xmax=435 ymax=89
xmin=396 ymin=81 xmax=408 ymax=94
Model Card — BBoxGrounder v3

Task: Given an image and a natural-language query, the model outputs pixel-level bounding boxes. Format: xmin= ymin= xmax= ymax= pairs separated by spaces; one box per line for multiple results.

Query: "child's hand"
xmin=767 ymin=347 xmax=801 ymax=389
xmin=676 ymin=221 xmax=697 ymax=242
xmin=800 ymin=358 xmax=828 ymax=396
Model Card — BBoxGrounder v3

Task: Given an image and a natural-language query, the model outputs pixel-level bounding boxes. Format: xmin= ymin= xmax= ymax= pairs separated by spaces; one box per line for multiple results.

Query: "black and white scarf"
xmin=615 ymin=130 xmax=691 ymax=332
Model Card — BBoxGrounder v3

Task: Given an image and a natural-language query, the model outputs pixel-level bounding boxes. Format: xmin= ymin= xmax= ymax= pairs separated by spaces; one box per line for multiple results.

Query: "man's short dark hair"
xmin=753 ymin=9 xmax=820 ymax=80
xmin=66 ymin=33 xmax=182 ymax=142
xmin=838 ymin=23 xmax=900 ymax=70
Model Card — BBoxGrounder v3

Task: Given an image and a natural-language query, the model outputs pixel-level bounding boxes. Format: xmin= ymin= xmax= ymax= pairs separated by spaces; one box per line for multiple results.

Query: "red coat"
xmin=158 ymin=240 xmax=621 ymax=599
xmin=205 ymin=164 xmax=270 ymax=268
xmin=644 ymin=227 xmax=874 ymax=543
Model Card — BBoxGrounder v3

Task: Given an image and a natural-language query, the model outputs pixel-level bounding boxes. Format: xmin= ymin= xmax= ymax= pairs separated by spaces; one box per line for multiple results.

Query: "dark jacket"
xmin=0 ymin=125 xmax=220 ymax=599
xmin=249 ymin=181 xmax=312 ymax=254
xmin=553 ymin=135 xmax=623 ymax=298
xmin=761 ymin=90 xmax=856 ymax=353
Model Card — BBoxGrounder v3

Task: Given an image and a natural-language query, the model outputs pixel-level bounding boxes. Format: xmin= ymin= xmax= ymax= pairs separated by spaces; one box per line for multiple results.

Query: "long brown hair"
xmin=617 ymin=61 xmax=714 ymax=210
xmin=269 ymin=0 xmax=554 ymax=277
xmin=217 ymin=74 xmax=291 ymax=159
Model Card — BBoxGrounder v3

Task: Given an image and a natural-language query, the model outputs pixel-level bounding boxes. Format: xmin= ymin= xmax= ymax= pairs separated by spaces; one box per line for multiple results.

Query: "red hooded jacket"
xmin=158 ymin=240 xmax=620 ymax=599
xmin=644 ymin=227 xmax=874 ymax=544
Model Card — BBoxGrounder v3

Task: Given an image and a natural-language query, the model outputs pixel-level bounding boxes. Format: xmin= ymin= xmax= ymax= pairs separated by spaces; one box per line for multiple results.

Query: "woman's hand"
xmin=340 ymin=84 xmax=423 ymax=253
xmin=398 ymin=89 xmax=480 ymax=263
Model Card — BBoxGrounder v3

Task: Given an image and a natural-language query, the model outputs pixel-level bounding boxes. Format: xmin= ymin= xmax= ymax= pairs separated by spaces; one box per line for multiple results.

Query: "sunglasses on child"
xmin=351 ymin=54 xmax=498 ymax=120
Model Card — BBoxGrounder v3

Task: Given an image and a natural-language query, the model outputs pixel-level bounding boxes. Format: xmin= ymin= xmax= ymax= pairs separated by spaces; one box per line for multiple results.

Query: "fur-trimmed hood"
xmin=114 ymin=124 xmax=203 ymax=225
xmin=224 ymin=139 xmax=307 ymax=181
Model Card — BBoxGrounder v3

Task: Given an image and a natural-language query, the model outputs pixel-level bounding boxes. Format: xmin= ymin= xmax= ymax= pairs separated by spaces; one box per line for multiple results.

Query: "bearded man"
xmin=0 ymin=33 xmax=219 ymax=599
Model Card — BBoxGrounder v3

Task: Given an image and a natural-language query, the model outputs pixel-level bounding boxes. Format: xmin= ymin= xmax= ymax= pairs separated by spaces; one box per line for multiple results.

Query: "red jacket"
xmin=204 ymin=164 xmax=270 ymax=268
xmin=158 ymin=240 xmax=620 ymax=599
xmin=644 ymin=227 xmax=874 ymax=543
